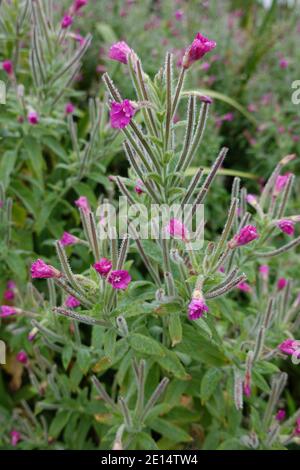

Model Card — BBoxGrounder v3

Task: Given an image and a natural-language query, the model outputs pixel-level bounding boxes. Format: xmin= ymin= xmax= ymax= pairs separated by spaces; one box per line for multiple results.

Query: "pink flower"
xmin=237 ymin=281 xmax=252 ymax=293
xmin=110 ymin=100 xmax=136 ymax=129
xmin=7 ymin=280 xmax=16 ymax=290
xmin=229 ymin=225 xmax=259 ymax=248
xmin=199 ymin=95 xmax=213 ymax=104
xmin=277 ymin=278 xmax=287 ymax=291
xmin=166 ymin=218 xmax=189 ymax=241
xmin=109 ymin=41 xmax=132 ymax=64
xmin=75 ymin=196 xmax=90 ymax=213
xmin=65 ymin=296 xmax=81 ymax=308
xmin=73 ymin=0 xmax=88 ymax=12
xmin=16 ymin=351 xmax=28 ymax=365
xmin=65 ymin=102 xmax=75 ymax=115
xmin=275 ymin=409 xmax=286 ymax=422
xmin=0 ymin=305 xmax=17 ymax=317
xmin=279 ymin=58 xmax=289 ymax=69
xmin=183 ymin=32 xmax=216 ymax=69
xmin=60 ymin=232 xmax=78 ymax=246
xmin=27 ymin=110 xmax=39 ymax=125
xmin=175 ymin=10 xmax=184 ymax=21
xmin=10 ymin=430 xmax=21 ymax=446
xmin=93 ymin=258 xmax=112 ymax=276
xmin=277 ymin=219 xmax=295 ymax=236
xmin=278 ymin=338 xmax=300 ymax=358
xmin=247 ymin=103 xmax=257 ymax=113
xmin=246 ymin=194 xmax=257 ymax=206
xmin=2 ymin=59 xmax=13 ymax=76
xmin=201 ymin=61 xmax=210 ymax=71
xmin=107 ymin=270 xmax=131 ymax=290
xmin=259 ymin=264 xmax=269 ymax=280
xmin=4 ymin=289 xmax=15 ymax=301
xmin=243 ymin=381 xmax=251 ymax=398
xmin=188 ymin=298 xmax=209 ymax=320
xmin=134 ymin=180 xmax=144 ymax=195
xmin=31 ymin=259 xmax=61 ymax=279
xmin=274 ymin=173 xmax=292 ymax=195
xmin=61 ymin=15 xmax=73 ymax=29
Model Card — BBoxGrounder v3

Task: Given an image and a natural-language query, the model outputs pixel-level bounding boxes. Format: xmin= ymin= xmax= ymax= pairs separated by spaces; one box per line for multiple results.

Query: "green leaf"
xmin=150 ymin=418 xmax=192 ymax=444
xmin=103 ymin=329 xmax=117 ymax=360
xmin=158 ymin=349 xmax=190 ymax=380
xmin=23 ymin=136 xmax=44 ymax=183
xmin=77 ymin=348 xmax=91 ymax=374
xmin=200 ymin=368 xmax=223 ymax=402
xmin=129 ymin=334 xmax=165 ymax=357
xmin=62 ymin=344 xmax=73 ymax=370
xmin=49 ymin=410 xmax=72 ymax=438
xmin=168 ymin=313 xmax=182 ymax=347
xmin=0 ymin=150 xmax=17 ymax=188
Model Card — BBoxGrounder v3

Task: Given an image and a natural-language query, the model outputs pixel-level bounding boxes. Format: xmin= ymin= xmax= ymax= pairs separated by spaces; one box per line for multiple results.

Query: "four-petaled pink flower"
xmin=0 ymin=305 xmax=17 ymax=317
xmin=61 ymin=15 xmax=73 ymax=29
xmin=110 ymin=100 xmax=136 ymax=129
xmin=274 ymin=173 xmax=292 ymax=195
xmin=109 ymin=41 xmax=132 ymax=64
xmin=166 ymin=218 xmax=189 ymax=242
xmin=60 ymin=232 xmax=78 ymax=246
xmin=237 ymin=281 xmax=252 ymax=293
xmin=31 ymin=259 xmax=61 ymax=279
xmin=10 ymin=430 xmax=21 ymax=447
xmin=27 ymin=110 xmax=39 ymax=125
xmin=188 ymin=298 xmax=209 ymax=320
xmin=259 ymin=264 xmax=269 ymax=280
xmin=277 ymin=277 xmax=287 ymax=291
xmin=229 ymin=225 xmax=259 ymax=248
xmin=65 ymin=102 xmax=75 ymax=115
xmin=277 ymin=219 xmax=295 ymax=236
xmin=278 ymin=338 xmax=300 ymax=358
xmin=275 ymin=409 xmax=286 ymax=422
xmin=183 ymin=32 xmax=216 ymax=69
xmin=65 ymin=296 xmax=81 ymax=309
xmin=2 ymin=59 xmax=13 ymax=76
xmin=93 ymin=258 xmax=112 ymax=276
xmin=107 ymin=270 xmax=131 ymax=289
xmin=75 ymin=196 xmax=90 ymax=213
xmin=16 ymin=351 xmax=28 ymax=365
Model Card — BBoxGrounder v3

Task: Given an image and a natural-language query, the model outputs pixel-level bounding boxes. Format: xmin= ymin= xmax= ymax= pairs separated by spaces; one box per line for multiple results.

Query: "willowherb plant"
xmin=1 ymin=30 xmax=300 ymax=450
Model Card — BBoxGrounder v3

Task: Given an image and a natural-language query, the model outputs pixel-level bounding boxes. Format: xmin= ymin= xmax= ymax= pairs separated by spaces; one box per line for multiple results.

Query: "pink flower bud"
xmin=108 ymin=41 xmax=132 ymax=64
xmin=4 ymin=289 xmax=15 ymax=301
xmin=165 ymin=218 xmax=189 ymax=241
xmin=259 ymin=264 xmax=269 ymax=280
xmin=2 ymin=59 xmax=13 ymax=76
xmin=237 ymin=281 xmax=252 ymax=293
xmin=175 ymin=10 xmax=184 ymax=21
xmin=110 ymin=100 xmax=136 ymax=129
xmin=277 ymin=219 xmax=295 ymax=236
xmin=246 ymin=194 xmax=257 ymax=206
xmin=31 ymin=259 xmax=61 ymax=279
xmin=60 ymin=232 xmax=78 ymax=246
xmin=274 ymin=173 xmax=292 ymax=195
xmin=277 ymin=277 xmax=287 ymax=291
xmin=229 ymin=225 xmax=259 ymax=248
xmin=93 ymin=258 xmax=112 ymax=276
xmin=16 ymin=350 xmax=28 ymax=365
xmin=28 ymin=327 xmax=38 ymax=342
xmin=295 ymin=418 xmax=300 ymax=435
xmin=10 ymin=430 xmax=21 ymax=446
xmin=73 ymin=0 xmax=88 ymax=12
xmin=61 ymin=15 xmax=73 ymax=29
xmin=182 ymin=32 xmax=216 ymax=69
xmin=75 ymin=196 xmax=90 ymax=213
xmin=275 ymin=409 xmax=286 ymax=422
xmin=27 ymin=110 xmax=39 ymax=125
xmin=134 ymin=180 xmax=144 ymax=195
xmin=199 ymin=95 xmax=213 ymax=104
xmin=65 ymin=296 xmax=81 ymax=308
xmin=279 ymin=58 xmax=289 ymax=69
xmin=65 ymin=102 xmax=75 ymax=115
xmin=107 ymin=270 xmax=131 ymax=290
